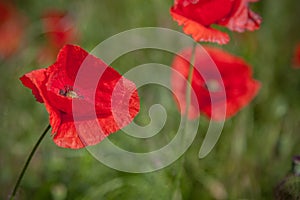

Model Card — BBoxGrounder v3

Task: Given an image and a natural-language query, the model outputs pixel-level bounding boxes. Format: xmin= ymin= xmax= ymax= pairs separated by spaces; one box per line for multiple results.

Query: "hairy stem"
xmin=172 ymin=43 xmax=197 ymax=200
xmin=9 ymin=124 xmax=51 ymax=200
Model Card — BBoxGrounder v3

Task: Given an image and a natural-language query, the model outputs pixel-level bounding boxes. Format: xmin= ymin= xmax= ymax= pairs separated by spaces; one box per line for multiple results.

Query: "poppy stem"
xmin=9 ymin=124 xmax=51 ymax=200
xmin=185 ymin=42 xmax=197 ymax=116
xmin=172 ymin=43 xmax=197 ymax=200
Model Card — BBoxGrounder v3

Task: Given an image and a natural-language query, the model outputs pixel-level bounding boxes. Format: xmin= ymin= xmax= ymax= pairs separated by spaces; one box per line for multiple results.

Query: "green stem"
xmin=9 ymin=124 xmax=51 ymax=200
xmin=172 ymin=43 xmax=197 ymax=200
xmin=185 ymin=42 xmax=197 ymax=119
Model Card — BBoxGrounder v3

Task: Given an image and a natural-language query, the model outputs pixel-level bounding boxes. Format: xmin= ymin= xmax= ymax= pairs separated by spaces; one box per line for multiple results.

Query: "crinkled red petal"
xmin=218 ymin=0 xmax=262 ymax=32
xmin=20 ymin=69 xmax=47 ymax=103
xmin=170 ymin=9 xmax=230 ymax=44
xmin=21 ymin=44 xmax=140 ymax=149
xmin=172 ymin=0 xmax=233 ymax=26
xmin=20 ymin=68 xmax=62 ymax=133
xmin=53 ymin=88 xmax=139 ymax=149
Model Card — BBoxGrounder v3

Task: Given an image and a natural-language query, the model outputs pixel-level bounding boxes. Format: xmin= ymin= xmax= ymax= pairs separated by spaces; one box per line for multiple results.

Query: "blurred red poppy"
xmin=42 ymin=10 xmax=78 ymax=48
xmin=293 ymin=43 xmax=300 ymax=68
xmin=38 ymin=10 xmax=79 ymax=63
xmin=0 ymin=1 xmax=25 ymax=58
xmin=20 ymin=44 xmax=140 ymax=149
xmin=171 ymin=46 xmax=260 ymax=120
xmin=170 ymin=0 xmax=262 ymax=44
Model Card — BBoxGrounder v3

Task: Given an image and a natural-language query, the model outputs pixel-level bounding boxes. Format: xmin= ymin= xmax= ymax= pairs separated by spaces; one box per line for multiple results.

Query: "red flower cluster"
xmin=170 ymin=0 xmax=262 ymax=44
xmin=38 ymin=10 xmax=79 ymax=63
xmin=21 ymin=45 xmax=140 ymax=149
xmin=171 ymin=46 xmax=260 ymax=120
xmin=0 ymin=1 xmax=25 ymax=58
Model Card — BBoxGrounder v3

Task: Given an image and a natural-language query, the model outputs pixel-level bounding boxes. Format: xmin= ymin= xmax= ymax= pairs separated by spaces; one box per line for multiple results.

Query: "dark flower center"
xmin=59 ymin=85 xmax=81 ymax=99
xmin=204 ymin=79 xmax=220 ymax=92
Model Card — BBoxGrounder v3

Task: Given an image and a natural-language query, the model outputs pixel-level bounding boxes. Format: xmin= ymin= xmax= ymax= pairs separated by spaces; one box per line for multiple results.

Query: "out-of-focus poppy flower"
xmin=42 ymin=10 xmax=78 ymax=49
xmin=293 ymin=43 xmax=300 ymax=68
xmin=38 ymin=10 xmax=79 ymax=63
xmin=20 ymin=44 xmax=140 ymax=149
xmin=171 ymin=46 xmax=260 ymax=120
xmin=170 ymin=0 xmax=262 ymax=44
xmin=0 ymin=1 xmax=25 ymax=58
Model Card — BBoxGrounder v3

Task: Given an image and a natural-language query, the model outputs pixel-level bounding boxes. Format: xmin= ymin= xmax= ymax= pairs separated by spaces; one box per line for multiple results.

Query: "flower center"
xmin=204 ymin=80 xmax=220 ymax=92
xmin=59 ymin=86 xmax=81 ymax=99
xmin=189 ymin=0 xmax=199 ymax=4
xmin=182 ymin=0 xmax=199 ymax=7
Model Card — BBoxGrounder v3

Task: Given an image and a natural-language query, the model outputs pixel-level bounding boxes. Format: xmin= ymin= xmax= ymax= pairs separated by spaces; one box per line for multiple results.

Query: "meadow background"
xmin=1 ymin=0 xmax=300 ymax=199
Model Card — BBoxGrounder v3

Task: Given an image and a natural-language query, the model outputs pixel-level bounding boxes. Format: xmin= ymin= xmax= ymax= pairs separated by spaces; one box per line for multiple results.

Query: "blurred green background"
xmin=1 ymin=0 xmax=300 ymax=199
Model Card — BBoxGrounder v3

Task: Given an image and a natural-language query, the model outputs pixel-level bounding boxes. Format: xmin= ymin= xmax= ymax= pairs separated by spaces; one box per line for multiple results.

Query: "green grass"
xmin=1 ymin=0 xmax=300 ymax=199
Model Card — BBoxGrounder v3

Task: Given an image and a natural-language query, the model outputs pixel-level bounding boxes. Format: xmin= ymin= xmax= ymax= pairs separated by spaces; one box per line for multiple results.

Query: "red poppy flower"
xmin=171 ymin=46 xmax=260 ymax=120
xmin=0 ymin=1 xmax=25 ymax=58
xmin=42 ymin=10 xmax=78 ymax=48
xmin=170 ymin=0 xmax=262 ymax=44
xmin=293 ymin=43 xmax=300 ymax=68
xmin=38 ymin=10 xmax=79 ymax=63
xmin=20 ymin=44 xmax=140 ymax=149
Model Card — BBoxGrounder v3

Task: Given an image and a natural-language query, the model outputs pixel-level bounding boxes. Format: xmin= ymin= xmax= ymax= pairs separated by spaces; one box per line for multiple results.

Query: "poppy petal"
xmin=170 ymin=9 xmax=230 ymax=45
xmin=54 ymin=44 xmax=88 ymax=81
xmin=21 ymin=44 xmax=140 ymax=149
xmin=171 ymin=46 xmax=260 ymax=120
xmin=0 ymin=2 xmax=26 ymax=58
xmin=293 ymin=44 xmax=300 ymax=68
xmin=218 ymin=0 xmax=262 ymax=32
xmin=20 ymin=69 xmax=47 ymax=103
xmin=42 ymin=10 xmax=78 ymax=49
xmin=53 ymin=116 xmax=100 ymax=149
xmin=53 ymin=87 xmax=139 ymax=149
xmin=169 ymin=0 xmax=261 ymax=44
xmin=20 ymin=68 xmax=62 ymax=134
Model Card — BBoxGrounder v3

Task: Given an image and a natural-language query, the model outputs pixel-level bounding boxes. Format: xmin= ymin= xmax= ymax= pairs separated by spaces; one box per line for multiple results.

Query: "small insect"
xmin=59 ymin=85 xmax=82 ymax=99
